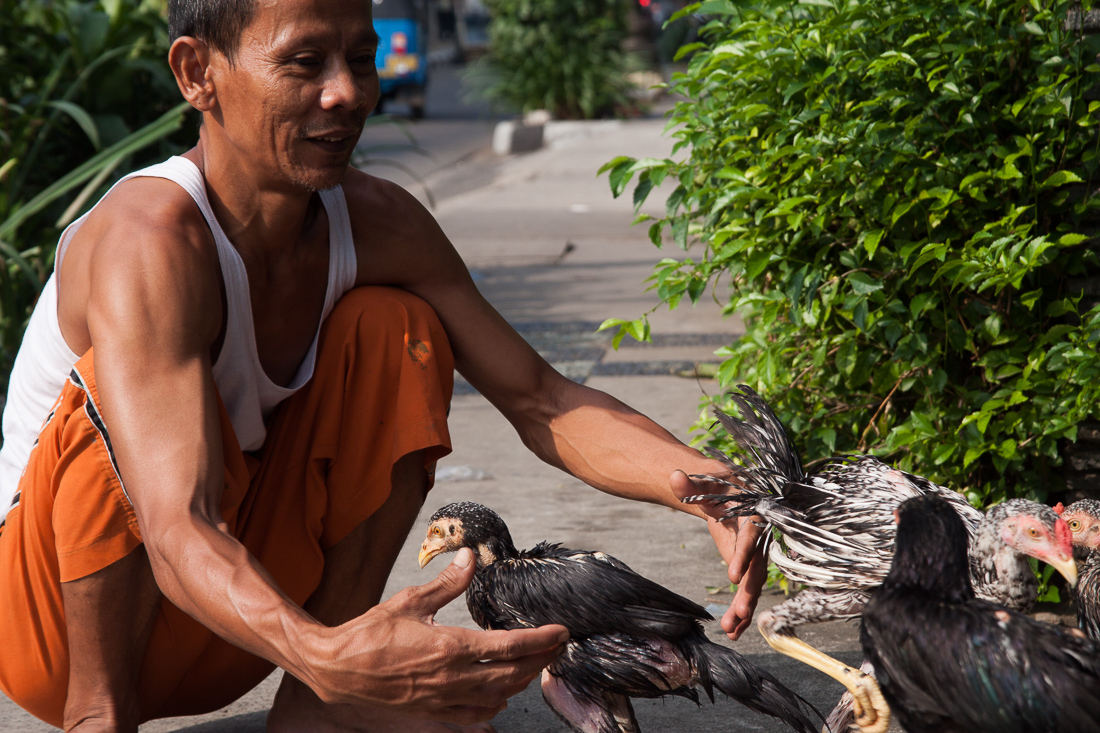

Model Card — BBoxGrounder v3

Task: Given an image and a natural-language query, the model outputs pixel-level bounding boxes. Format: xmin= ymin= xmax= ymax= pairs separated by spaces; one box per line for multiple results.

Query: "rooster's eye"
xmin=430 ymin=526 xmax=444 ymax=539
xmin=1070 ymin=520 xmax=1082 ymax=532
xmin=1027 ymin=528 xmax=1040 ymax=539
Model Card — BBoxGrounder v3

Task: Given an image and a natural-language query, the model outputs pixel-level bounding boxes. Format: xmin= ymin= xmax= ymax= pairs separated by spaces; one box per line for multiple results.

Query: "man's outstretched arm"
xmin=351 ymin=174 xmax=767 ymax=639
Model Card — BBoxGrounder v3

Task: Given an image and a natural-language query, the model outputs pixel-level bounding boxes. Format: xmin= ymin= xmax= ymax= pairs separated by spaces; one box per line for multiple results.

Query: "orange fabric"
xmin=0 ymin=286 xmax=454 ymax=726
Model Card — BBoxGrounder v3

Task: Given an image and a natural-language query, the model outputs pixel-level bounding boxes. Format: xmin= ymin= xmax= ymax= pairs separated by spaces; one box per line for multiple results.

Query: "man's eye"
xmin=292 ymin=57 xmax=321 ymax=68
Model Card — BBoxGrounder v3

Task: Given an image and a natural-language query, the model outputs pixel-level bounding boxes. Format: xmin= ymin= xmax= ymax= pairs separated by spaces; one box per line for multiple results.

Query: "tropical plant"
xmin=0 ymin=0 xmax=190 ymax=388
xmin=601 ymin=0 xmax=1100 ymax=508
xmin=467 ymin=0 xmax=636 ymax=119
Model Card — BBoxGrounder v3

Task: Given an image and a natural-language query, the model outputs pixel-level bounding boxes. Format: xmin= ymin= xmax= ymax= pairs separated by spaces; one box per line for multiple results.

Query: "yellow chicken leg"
xmin=759 ymin=620 xmax=890 ymax=733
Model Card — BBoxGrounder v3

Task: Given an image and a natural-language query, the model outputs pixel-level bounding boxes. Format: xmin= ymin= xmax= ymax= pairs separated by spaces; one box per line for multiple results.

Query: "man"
xmin=0 ymin=0 xmax=765 ymax=731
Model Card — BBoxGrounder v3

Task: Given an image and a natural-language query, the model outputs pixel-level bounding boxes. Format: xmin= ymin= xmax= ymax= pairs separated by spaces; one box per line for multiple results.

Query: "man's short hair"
xmin=168 ymin=0 xmax=256 ymax=64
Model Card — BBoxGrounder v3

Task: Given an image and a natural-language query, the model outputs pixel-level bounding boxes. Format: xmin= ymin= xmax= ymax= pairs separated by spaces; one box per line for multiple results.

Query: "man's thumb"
xmin=416 ymin=547 xmax=476 ymax=614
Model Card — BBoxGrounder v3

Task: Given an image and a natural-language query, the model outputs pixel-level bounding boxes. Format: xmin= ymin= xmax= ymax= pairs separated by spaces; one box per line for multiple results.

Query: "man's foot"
xmin=266 ymin=702 xmax=496 ymax=733
xmin=266 ymin=675 xmax=498 ymax=733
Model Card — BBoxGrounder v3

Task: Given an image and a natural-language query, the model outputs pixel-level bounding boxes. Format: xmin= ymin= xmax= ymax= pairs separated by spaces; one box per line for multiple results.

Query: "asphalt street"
xmin=1 ymin=64 xmax=899 ymax=732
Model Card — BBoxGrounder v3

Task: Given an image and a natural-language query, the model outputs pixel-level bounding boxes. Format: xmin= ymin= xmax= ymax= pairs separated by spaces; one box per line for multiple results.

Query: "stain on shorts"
xmin=407 ymin=339 xmax=430 ymax=368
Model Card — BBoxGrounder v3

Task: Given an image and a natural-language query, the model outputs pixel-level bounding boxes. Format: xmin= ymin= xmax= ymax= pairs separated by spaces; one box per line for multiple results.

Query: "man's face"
xmin=211 ymin=0 xmax=380 ymax=191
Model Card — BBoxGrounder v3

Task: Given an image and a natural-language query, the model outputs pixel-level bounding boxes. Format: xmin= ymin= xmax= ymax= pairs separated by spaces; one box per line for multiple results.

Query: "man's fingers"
xmin=474 ymin=644 xmax=563 ymax=683
xmin=464 ymin=624 xmax=569 ymax=662
xmin=670 ymin=470 xmax=731 ymax=520
xmin=454 ymin=654 xmax=555 ymax=709
xmin=444 ymin=627 xmax=566 ymax=704
xmin=407 ymin=547 xmax=476 ymax=616
xmin=722 ymin=550 xmax=767 ymax=641
xmin=727 ymin=515 xmax=764 ymax=584
xmin=437 ymin=703 xmax=506 ymax=727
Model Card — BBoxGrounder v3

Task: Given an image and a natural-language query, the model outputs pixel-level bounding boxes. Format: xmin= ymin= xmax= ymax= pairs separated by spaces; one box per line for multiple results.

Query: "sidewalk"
xmin=0 ymin=118 xmax=862 ymax=732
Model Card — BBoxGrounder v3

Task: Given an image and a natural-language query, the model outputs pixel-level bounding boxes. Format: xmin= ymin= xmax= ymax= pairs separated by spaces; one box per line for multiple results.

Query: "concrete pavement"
xmin=0 ymin=112 xmax=865 ymax=732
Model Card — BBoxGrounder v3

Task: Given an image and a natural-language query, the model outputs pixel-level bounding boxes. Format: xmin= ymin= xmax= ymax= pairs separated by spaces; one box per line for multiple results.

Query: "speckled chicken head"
xmin=1061 ymin=499 xmax=1100 ymax=553
xmin=991 ymin=499 xmax=1077 ymax=587
xmin=418 ymin=501 xmax=516 ymax=568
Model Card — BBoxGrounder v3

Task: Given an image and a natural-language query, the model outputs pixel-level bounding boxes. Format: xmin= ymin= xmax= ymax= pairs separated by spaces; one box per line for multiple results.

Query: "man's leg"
xmin=0 ymin=355 xmax=166 ymax=730
xmin=60 ymin=546 xmax=160 ymax=733
xmin=266 ymin=452 xmax=495 ymax=733
xmin=259 ymin=288 xmax=494 ymax=731
xmin=268 ymin=451 xmax=430 ymax=731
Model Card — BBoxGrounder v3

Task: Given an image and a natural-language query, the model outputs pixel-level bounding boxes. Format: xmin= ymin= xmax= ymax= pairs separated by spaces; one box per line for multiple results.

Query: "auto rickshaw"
xmin=372 ymin=0 xmax=429 ymax=118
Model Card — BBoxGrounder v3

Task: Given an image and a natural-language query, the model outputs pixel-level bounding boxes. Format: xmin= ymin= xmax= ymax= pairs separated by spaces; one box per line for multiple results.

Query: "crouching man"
xmin=0 ymin=0 xmax=765 ymax=730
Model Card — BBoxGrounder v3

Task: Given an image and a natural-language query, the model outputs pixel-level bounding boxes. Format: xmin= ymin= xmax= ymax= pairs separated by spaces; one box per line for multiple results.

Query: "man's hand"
xmin=670 ymin=470 xmax=767 ymax=641
xmin=310 ymin=548 xmax=568 ymax=724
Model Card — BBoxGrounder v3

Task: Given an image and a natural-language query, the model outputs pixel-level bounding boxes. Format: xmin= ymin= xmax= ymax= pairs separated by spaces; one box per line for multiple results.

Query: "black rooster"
xmin=417 ymin=501 xmax=819 ymax=733
xmin=861 ymin=494 xmax=1100 ymax=733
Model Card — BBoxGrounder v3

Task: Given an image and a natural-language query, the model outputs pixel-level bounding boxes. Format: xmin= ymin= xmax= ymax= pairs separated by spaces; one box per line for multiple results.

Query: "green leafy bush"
xmin=1 ymin=0 xmax=190 ymax=389
xmin=468 ymin=0 xmax=635 ymax=119
xmin=603 ymin=0 xmax=1100 ymax=507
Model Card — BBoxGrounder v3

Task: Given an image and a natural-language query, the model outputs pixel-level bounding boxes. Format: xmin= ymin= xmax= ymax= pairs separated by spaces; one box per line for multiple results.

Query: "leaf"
xmin=1058 ymin=233 xmax=1088 ymax=245
xmin=745 ymin=249 xmax=771 ymax=282
xmin=932 ymin=443 xmax=957 ymax=465
xmin=909 ymin=292 xmax=937 ymax=318
xmin=45 ymin=100 xmax=100 ymax=149
xmin=672 ymin=216 xmax=689 ymax=249
xmin=891 ymin=200 xmax=915 ymax=225
xmin=860 ymin=229 xmax=884 ymax=258
xmin=695 ymin=1 xmax=739 ymax=15
xmin=1040 ymin=170 xmax=1084 ymax=189
xmin=911 ymin=243 xmax=947 ymax=272
xmin=597 ymin=156 xmax=634 ymax=175
xmin=633 ymin=177 xmax=655 ymax=212
xmin=607 ymin=161 xmax=636 ymax=198
xmin=848 ymin=272 xmax=884 ymax=295
xmin=963 ymin=446 xmax=986 ymax=467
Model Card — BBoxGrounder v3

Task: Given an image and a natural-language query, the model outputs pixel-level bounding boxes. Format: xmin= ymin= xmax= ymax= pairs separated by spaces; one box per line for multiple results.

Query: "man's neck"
xmin=182 ymin=135 xmax=322 ymax=262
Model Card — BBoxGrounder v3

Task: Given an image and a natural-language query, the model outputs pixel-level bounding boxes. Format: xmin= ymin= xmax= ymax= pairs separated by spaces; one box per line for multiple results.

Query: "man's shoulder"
xmin=58 ymin=170 xmax=224 ymax=355
xmin=339 ymin=168 xmax=437 ymax=240
xmin=68 ymin=173 xmax=222 ymax=310
xmin=86 ymin=174 xmax=215 ymax=254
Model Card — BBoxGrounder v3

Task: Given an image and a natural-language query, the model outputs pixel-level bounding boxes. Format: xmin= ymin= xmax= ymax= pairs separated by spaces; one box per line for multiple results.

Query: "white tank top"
xmin=0 ymin=156 xmax=358 ymax=516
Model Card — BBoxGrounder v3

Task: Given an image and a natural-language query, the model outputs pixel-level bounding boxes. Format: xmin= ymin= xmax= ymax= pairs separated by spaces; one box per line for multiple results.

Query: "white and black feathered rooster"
xmin=682 ymin=386 xmax=1078 ymax=733
xmin=1057 ymin=499 xmax=1100 ymax=640
xmin=418 ymin=501 xmax=821 ymax=733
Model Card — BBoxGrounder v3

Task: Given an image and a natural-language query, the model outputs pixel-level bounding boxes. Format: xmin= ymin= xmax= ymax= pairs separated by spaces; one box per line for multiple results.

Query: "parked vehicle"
xmin=372 ymin=0 xmax=429 ymax=118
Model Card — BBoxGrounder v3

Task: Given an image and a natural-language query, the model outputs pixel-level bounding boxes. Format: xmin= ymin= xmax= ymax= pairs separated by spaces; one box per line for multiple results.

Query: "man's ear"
xmin=169 ymin=37 xmax=217 ymax=112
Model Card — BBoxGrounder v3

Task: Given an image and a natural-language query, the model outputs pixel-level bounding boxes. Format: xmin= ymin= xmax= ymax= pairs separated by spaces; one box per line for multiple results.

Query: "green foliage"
xmin=604 ymin=0 xmax=1100 ymax=507
xmin=0 ymin=0 xmax=190 ymax=388
xmin=468 ymin=0 xmax=635 ymax=119
xmin=1032 ymin=557 xmax=1062 ymax=604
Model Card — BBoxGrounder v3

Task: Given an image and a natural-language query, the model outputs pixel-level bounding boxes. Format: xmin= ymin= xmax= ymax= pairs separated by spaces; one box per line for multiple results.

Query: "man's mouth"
xmin=305 ymin=131 xmax=358 ymax=153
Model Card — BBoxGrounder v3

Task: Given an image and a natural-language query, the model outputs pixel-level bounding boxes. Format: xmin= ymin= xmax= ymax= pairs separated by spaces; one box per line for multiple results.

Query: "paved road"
xmin=0 ymin=78 xmax=872 ymax=732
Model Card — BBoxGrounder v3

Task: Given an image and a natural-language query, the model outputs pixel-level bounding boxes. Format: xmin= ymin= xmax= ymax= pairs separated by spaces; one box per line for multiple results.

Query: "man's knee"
xmin=327 ymin=287 xmax=450 ymax=357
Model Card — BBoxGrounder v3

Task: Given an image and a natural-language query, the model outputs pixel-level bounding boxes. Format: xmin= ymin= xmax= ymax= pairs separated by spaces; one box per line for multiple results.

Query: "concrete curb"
xmin=491 ymin=120 xmax=544 ymax=154
xmin=492 ymin=118 xmax=624 ymax=156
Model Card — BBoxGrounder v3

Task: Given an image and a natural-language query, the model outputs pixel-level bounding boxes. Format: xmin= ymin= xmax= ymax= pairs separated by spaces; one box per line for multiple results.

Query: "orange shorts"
xmin=0 ymin=286 xmax=454 ymax=726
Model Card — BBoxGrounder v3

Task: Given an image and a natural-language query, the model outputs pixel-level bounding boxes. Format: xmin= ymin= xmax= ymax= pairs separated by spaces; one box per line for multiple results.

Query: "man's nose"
xmin=320 ymin=58 xmax=369 ymax=112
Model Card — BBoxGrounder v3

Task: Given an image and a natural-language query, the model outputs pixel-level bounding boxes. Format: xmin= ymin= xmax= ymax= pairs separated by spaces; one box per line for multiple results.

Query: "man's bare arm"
xmin=351 ymin=175 xmax=766 ymax=638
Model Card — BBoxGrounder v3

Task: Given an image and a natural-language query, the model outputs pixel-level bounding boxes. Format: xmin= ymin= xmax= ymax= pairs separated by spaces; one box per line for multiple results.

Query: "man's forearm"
xmin=510 ymin=377 xmax=724 ymax=515
xmin=144 ymin=513 xmax=329 ymax=690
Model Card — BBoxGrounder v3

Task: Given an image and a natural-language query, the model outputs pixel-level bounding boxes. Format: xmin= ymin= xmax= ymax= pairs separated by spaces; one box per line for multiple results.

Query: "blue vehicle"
xmin=372 ymin=0 xmax=429 ymax=118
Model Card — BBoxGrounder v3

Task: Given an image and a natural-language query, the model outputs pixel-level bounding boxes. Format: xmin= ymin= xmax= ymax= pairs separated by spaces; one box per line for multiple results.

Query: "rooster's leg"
xmin=758 ymin=588 xmax=889 ymax=733
xmin=541 ymin=668 xmax=639 ymax=733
